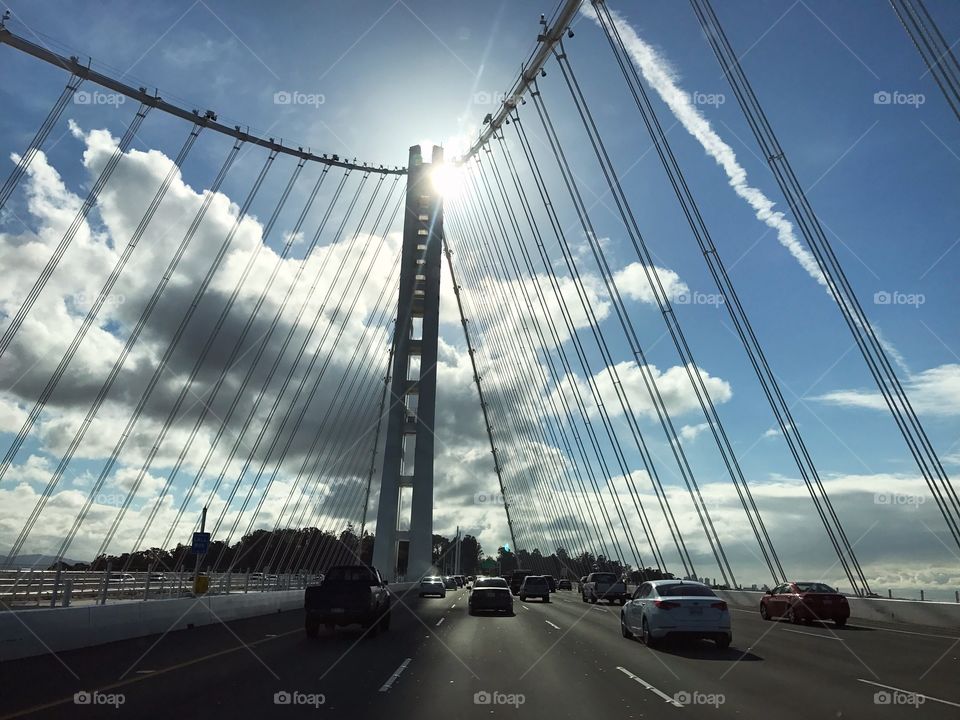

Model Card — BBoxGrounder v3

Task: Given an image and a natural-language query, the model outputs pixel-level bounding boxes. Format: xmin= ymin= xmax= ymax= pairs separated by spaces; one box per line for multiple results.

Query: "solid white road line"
xmin=857 ymin=679 xmax=960 ymax=709
xmin=379 ymin=658 xmax=412 ymax=692
xmin=616 ymin=666 xmax=682 ymax=708
xmin=783 ymin=628 xmax=841 ymax=640
xmin=436 ymin=618 xmax=444 ymax=626
xmin=545 ymin=621 xmax=561 ymax=630
xmin=730 ymin=608 xmax=960 ymax=641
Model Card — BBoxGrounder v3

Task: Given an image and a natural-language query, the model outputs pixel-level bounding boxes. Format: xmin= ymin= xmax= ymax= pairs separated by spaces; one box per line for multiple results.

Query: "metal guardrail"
xmin=0 ymin=570 xmax=320 ymax=609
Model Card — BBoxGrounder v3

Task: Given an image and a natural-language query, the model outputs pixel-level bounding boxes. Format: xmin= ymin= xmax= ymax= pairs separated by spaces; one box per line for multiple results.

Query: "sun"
xmin=430 ymin=162 xmax=467 ymax=200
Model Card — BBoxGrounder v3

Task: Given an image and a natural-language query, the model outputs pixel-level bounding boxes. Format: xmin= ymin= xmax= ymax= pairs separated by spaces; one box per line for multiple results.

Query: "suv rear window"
xmin=524 ymin=577 xmax=548 ymax=585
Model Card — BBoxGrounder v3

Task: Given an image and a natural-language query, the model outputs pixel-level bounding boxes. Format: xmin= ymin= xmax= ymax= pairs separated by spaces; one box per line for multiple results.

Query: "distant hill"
xmin=0 ymin=554 xmax=88 ymax=569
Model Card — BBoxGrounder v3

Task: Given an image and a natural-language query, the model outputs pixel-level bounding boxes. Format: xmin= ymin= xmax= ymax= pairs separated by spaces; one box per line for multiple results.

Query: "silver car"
xmin=419 ymin=576 xmax=446 ymax=598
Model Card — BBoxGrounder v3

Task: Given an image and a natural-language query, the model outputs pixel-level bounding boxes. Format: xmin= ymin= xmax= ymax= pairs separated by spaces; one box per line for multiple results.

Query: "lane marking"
xmin=545 ymin=620 xmax=561 ymax=630
xmin=522 ymin=605 xmax=529 ymax=611
xmin=783 ymin=628 xmax=841 ymax=640
xmin=379 ymin=658 xmax=412 ymax=693
xmin=436 ymin=617 xmax=444 ymax=627
xmin=616 ymin=666 xmax=682 ymax=708
xmin=730 ymin=608 xmax=960 ymax=641
xmin=134 ymin=670 xmax=154 ymax=674
xmin=856 ymin=679 xmax=960 ymax=709
xmin=450 ymin=604 xmax=456 ymax=609
xmin=0 ymin=627 xmax=301 ymax=720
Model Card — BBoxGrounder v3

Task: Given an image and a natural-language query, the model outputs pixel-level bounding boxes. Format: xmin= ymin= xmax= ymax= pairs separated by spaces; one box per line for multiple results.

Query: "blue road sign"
xmin=192 ymin=532 xmax=211 ymax=554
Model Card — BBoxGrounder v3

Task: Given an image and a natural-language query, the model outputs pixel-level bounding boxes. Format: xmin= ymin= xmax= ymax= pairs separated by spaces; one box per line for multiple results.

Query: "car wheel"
xmin=715 ymin=634 xmax=731 ymax=650
xmin=305 ymin=619 xmax=319 ymax=638
xmin=380 ymin=611 xmax=391 ymax=632
xmin=834 ymin=617 xmax=847 ymax=628
xmin=620 ymin=613 xmax=632 ymax=639
xmin=545 ymin=597 xmax=551 ymax=603
xmin=468 ymin=606 xmax=476 ymax=616
xmin=419 ymin=593 xmax=424 ymax=598
xmin=787 ymin=606 xmax=801 ymax=624
xmin=590 ymin=596 xmax=597 ymax=604
xmin=642 ymin=618 xmax=658 ymax=648
xmin=324 ymin=623 xmax=335 ymax=633
xmin=760 ymin=603 xmax=770 ymax=620
xmin=507 ymin=608 xmax=515 ymax=616
xmin=520 ymin=595 xmax=526 ymax=602
xmin=581 ymin=593 xmax=587 ymax=602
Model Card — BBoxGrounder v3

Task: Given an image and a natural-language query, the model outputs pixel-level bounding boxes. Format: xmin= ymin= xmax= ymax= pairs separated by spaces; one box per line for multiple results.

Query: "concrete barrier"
xmin=0 ymin=581 xmax=423 ymax=662
xmin=716 ymin=589 xmax=960 ymax=630
xmin=0 ymin=590 xmax=305 ymax=662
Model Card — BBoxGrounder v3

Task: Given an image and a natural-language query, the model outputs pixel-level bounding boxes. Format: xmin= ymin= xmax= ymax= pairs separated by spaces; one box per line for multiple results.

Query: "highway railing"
xmin=0 ymin=569 xmax=320 ymax=609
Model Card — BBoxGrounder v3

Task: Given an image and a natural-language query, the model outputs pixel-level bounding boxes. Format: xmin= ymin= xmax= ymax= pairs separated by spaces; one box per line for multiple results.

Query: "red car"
xmin=760 ymin=581 xmax=849 ymax=627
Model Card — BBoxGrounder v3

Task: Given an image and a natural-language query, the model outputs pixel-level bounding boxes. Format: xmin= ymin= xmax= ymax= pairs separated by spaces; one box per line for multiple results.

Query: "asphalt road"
xmin=1 ymin=586 xmax=958 ymax=718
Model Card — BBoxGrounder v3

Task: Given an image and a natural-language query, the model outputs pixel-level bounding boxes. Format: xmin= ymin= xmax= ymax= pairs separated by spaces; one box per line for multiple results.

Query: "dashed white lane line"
xmin=783 ymin=628 xmax=841 ymax=640
xmin=451 ymin=604 xmax=457 ymax=609
xmin=436 ymin=617 xmax=444 ymax=626
xmin=545 ymin=620 xmax=561 ymax=630
xmin=730 ymin=607 xmax=960 ymax=641
xmin=522 ymin=605 xmax=530 ymax=611
xmin=379 ymin=658 xmax=412 ymax=692
xmin=857 ymin=679 xmax=960 ymax=709
xmin=616 ymin=666 xmax=682 ymax=708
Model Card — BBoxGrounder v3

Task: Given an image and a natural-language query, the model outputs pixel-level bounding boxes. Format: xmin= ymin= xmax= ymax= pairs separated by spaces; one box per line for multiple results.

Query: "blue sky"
xmin=0 ymin=0 xmax=958 ymax=594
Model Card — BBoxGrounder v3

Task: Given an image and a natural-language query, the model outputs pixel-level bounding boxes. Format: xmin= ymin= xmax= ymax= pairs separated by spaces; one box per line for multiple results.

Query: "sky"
xmin=0 ymin=0 xmax=958 ymax=597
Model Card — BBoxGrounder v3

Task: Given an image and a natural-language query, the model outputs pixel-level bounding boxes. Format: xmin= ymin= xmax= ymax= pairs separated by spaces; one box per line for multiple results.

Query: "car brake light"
xmin=711 ymin=601 xmax=727 ymax=611
xmin=654 ymin=600 xmax=679 ymax=609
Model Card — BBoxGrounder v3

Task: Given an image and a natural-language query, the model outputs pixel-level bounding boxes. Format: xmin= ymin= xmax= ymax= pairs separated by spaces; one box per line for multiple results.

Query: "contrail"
xmin=582 ymin=4 xmax=826 ymax=287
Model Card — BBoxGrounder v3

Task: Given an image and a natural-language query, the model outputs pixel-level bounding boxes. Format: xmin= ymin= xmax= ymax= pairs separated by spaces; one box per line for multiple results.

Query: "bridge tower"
xmin=372 ymin=144 xmax=444 ymax=582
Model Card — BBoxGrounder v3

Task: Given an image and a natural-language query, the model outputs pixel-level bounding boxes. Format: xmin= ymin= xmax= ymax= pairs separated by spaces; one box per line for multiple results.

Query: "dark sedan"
xmin=468 ymin=577 xmax=514 ymax=615
xmin=760 ymin=581 xmax=850 ymax=627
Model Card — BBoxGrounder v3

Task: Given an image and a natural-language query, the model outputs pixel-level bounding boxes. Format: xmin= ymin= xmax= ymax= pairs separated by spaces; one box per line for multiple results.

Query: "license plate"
xmin=689 ymin=607 xmax=703 ymax=615
xmin=331 ymin=608 xmax=345 ymax=614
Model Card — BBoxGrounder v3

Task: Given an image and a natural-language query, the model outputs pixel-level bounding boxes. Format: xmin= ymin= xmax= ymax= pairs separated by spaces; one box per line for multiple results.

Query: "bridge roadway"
xmin=1 ymin=586 xmax=958 ymax=718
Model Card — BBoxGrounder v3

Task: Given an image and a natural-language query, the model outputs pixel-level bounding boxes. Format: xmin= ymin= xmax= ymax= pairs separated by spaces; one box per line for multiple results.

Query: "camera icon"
xmin=74 ymin=91 xmax=92 ymax=105
xmin=873 ymin=91 xmax=891 ymax=105
xmin=73 ymin=691 xmax=92 ymax=705
xmin=874 ymin=690 xmax=891 ymax=705
xmin=674 ymin=691 xmax=691 ymax=705
xmin=274 ymin=690 xmax=292 ymax=705
xmin=873 ymin=291 xmax=891 ymax=305
xmin=273 ymin=91 xmax=292 ymax=105
xmin=674 ymin=291 xmax=691 ymax=305
xmin=474 ymin=690 xmax=492 ymax=705
xmin=874 ymin=493 xmax=890 ymax=505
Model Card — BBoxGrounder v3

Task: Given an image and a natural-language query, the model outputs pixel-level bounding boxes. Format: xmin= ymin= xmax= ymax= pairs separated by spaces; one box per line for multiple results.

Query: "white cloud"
xmin=816 ymin=363 xmax=960 ymax=417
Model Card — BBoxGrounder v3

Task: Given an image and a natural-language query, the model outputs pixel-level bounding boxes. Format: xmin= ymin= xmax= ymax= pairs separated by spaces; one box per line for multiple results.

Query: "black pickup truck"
xmin=304 ymin=565 xmax=391 ymax=636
